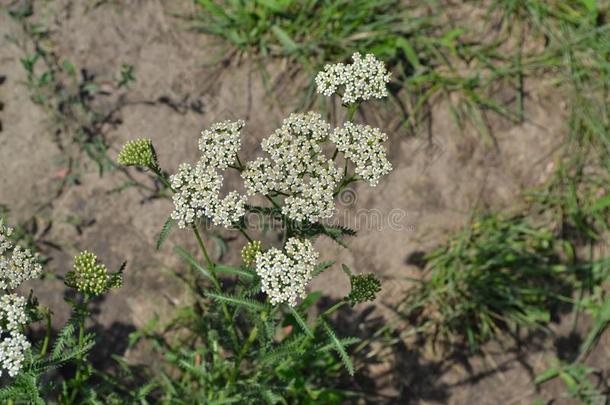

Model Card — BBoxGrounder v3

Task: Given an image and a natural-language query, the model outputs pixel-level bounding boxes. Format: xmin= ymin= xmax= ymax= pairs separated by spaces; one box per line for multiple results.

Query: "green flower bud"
xmin=65 ymin=251 xmax=123 ymax=296
xmin=241 ymin=240 xmax=262 ymax=267
xmin=117 ymin=138 xmax=157 ymax=168
xmin=347 ymin=273 xmax=381 ymax=306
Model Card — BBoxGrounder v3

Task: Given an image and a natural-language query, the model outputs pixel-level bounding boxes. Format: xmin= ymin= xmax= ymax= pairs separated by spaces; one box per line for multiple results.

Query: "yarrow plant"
xmin=117 ymin=52 xmax=392 ymax=402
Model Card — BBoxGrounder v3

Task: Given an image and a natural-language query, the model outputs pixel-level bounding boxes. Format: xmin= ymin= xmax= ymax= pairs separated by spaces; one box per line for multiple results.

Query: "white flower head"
xmin=242 ymin=157 xmax=278 ymax=196
xmin=331 ymin=122 xmax=392 ymax=186
xmin=282 ymin=160 xmax=342 ymax=222
xmin=260 ymin=112 xmax=334 ymax=193
xmin=212 ymin=191 xmax=247 ymax=228
xmin=0 ymin=223 xmax=42 ymax=291
xmin=0 ymin=294 xmax=28 ymax=334
xmin=0 ymin=331 xmax=30 ymax=378
xmin=198 ymin=119 xmax=245 ymax=170
xmin=255 ymin=238 xmax=318 ymax=307
xmin=315 ymin=53 xmax=391 ymax=104
xmin=0 ymin=293 xmax=30 ymax=378
xmin=315 ymin=63 xmax=349 ymax=97
xmin=170 ymin=162 xmax=223 ymax=228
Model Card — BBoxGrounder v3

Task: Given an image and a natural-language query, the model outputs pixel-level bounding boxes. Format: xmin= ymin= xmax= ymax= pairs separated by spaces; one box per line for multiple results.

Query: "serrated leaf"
xmin=214 ymin=264 xmax=255 ymax=279
xmin=287 ymin=306 xmax=314 ymax=338
xmin=156 ymin=217 xmax=175 ymax=250
xmin=206 ymin=292 xmax=265 ymax=311
xmin=321 ymin=320 xmax=354 ymax=376
xmin=311 ymin=261 xmax=335 ymax=278
xmin=174 ymin=246 xmax=212 ymax=281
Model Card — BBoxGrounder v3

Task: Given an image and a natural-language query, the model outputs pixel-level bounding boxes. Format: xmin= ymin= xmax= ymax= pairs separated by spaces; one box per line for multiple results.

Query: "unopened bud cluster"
xmin=65 ymin=251 xmax=122 ymax=296
xmin=241 ymin=240 xmax=262 ymax=267
xmin=347 ymin=273 xmax=381 ymax=305
xmin=117 ymin=138 xmax=157 ymax=168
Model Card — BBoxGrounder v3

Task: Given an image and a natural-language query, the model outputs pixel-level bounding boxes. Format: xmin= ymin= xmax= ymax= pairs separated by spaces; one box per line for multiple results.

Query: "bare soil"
xmin=0 ymin=1 xmax=607 ymax=403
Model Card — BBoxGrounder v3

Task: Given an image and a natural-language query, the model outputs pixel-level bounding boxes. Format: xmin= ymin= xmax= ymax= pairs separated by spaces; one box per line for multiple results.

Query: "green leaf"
xmin=396 ymin=37 xmax=420 ymax=69
xmin=174 ymin=246 xmax=212 ymax=281
xmin=287 ymin=306 xmax=314 ymax=338
xmin=535 ymin=367 xmax=560 ymax=384
xmin=206 ymin=292 xmax=265 ymax=311
xmin=321 ymin=320 xmax=354 ymax=376
xmin=156 ymin=217 xmax=175 ymax=250
xmin=590 ymin=194 xmax=610 ymax=212
xmin=271 ymin=25 xmax=299 ymax=54
xmin=214 ymin=264 xmax=255 ymax=280
xmin=341 ymin=264 xmax=353 ymax=277
xmin=311 ymin=260 xmax=335 ymax=278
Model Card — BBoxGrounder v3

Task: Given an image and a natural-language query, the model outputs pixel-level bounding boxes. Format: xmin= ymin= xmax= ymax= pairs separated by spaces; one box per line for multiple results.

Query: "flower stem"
xmin=192 ymin=224 xmax=214 ymax=271
xmin=150 ymin=164 xmax=174 ymax=193
xmin=39 ymin=308 xmax=52 ymax=357
xmin=191 ymin=224 xmax=239 ymax=349
xmin=322 ymin=299 xmax=346 ymax=318
xmin=238 ymin=227 xmax=253 ymax=243
xmin=346 ymin=103 xmax=360 ymax=121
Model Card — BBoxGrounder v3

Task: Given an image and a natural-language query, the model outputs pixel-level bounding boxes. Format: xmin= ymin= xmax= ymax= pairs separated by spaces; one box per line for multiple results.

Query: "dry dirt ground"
xmin=0 ymin=1 xmax=608 ymax=403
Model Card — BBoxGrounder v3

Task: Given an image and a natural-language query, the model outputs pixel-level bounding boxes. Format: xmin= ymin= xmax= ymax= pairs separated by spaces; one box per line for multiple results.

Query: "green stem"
xmin=191 ymin=224 xmax=239 ymax=349
xmin=150 ymin=164 xmax=174 ymax=192
xmin=69 ymin=296 xmax=89 ymax=403
xmin=228 ymin=308 xmax=276 ymax=389
xmin=265 ymin=195 xmax=281 ymax=210
xmin=322 ymin=300 xmax=347 ymax=318
xmin=238 ymin=227 xmax=253 ymax=243
xmin=228 ymin=322 xmax=259 ymax=387
xmin=346 ymin=103 xmax=360 ymax=121
xmin=192 ymin=224 xmax=214 ymax=271
xmin=39 ymin=309 xmax=52 ymax=357
xmin=235 ymin=155 xmax=245 ymax=171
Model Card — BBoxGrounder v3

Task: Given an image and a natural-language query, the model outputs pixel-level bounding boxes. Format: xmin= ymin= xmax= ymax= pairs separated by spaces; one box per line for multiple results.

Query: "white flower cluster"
xmin=315 ymin=52 xmax=391 ymax=104
xmin=212 ymin=191 xmax=247 ymax=228
xmin=331 ymin=122 xmax=392 ymax=186
xmin=0 ymin=296 xmax=30 ymax=372
xmin=0 ymin=223 xmax=38 ymax=378
xmin=282 ymin=160 xmax=342 ymax=222
xmin=242 ymin=112 xmax=341 ymax=222
xmin=255 ymin=238 xmax=318 ymax=306
xmin=170 ymin=120 xmax=247 ymax=229
xmin=198 ymin=119 xmax=245 ymax=170
xmin=0 ymin=224 xmax=42 ymax=291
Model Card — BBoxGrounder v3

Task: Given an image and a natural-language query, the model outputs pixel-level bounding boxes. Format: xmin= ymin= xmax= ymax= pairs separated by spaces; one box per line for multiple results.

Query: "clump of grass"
xmin=190 ymin=0 xmax=417 ymax=67
xmin=398 ymin=213 xmax=575 ymax=350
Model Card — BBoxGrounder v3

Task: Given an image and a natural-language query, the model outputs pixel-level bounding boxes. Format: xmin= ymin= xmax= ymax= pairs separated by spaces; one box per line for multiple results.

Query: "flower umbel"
xmin=198 ymin=119 xmax=245 ymax=170
xmin=117 ymin=138 xmax=157 ymax=168
xmin=0 ymin=221 xmax=42 ymax=291
xmin=331 ymin=122 xmax=392 ymax=186
xmin=347 ymin=273 xmax=381 ymax=306
xmin=170 ymin=162 xmax=223 ymax=228
xmin=255 ymin=238 xmax=318 ymax=307
xmin=65 ymin=251 xmax=123 ymax=296
xmin=315 ymin=53 xmax=391 ymax=104
xmin=0 ymin=294 xmax=30 ymax=378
